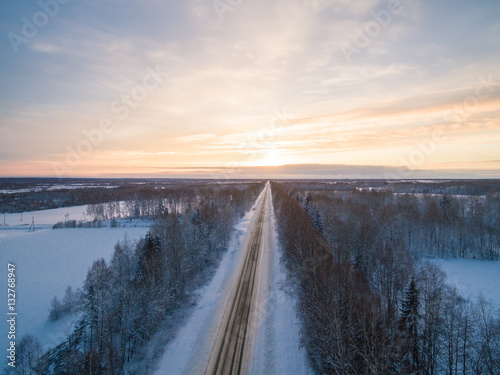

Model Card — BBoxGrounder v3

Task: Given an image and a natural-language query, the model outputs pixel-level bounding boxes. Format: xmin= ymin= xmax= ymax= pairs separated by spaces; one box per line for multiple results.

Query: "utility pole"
xmin=28 ymin=217 xmax=35 ymax=232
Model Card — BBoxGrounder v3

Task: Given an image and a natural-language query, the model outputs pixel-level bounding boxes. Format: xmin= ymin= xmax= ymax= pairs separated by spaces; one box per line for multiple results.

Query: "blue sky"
xmin=1 ymin=0 xmax=499 ymax=178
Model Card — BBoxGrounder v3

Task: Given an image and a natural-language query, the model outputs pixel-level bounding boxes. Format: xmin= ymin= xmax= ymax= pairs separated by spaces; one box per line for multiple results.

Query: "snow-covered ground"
xmin=429 ymin=258 xmax=500 ymax=309
xmin=0 ymin=206 xmax=149 ymax=359
xmin=1 ymin=205 xmax=90 ymax=229
xmin=155 ymin=183 xmax=311 ymax=374
xmin=0 ymin=183 xmax=119 ymax=195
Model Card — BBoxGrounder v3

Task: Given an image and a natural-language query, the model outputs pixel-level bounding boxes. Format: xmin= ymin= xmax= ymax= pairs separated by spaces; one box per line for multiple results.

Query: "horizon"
xmin=1 ymin=1 xmax=500 ymax=179
xmin=1 ymin=163 xmax=500 ymax=180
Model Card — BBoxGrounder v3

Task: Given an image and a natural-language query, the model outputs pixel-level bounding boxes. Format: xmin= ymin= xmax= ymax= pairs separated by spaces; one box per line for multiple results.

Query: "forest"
xmin=4 ymin=179 xmax=499 ymax=374
xmin=0 ymin=178 xmax=259 ymax=214
xmin=271 ymin=180 xmax=500 ymax=374
xmin=9 ymin=181 xmax=263 ymax=374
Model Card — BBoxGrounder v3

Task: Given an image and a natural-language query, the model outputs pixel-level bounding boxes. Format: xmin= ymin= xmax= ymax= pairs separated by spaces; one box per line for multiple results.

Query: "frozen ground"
xmin=429 ymin=258 xmax=500 ymax=309
xmin=0 ymin=206 xmax=148 ymax=362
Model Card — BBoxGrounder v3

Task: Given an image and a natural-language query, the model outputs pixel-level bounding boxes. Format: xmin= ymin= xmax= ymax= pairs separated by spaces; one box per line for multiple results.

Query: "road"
xmin=155 ymin=182 xmax=310 ymax=374
xmin=205 ymin=186 xmax=269 ymax=375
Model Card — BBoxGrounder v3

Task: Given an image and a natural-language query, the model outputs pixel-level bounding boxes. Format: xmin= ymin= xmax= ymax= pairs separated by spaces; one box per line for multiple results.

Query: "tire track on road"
xmin=205 ymin=188 xmax=268 ymax=375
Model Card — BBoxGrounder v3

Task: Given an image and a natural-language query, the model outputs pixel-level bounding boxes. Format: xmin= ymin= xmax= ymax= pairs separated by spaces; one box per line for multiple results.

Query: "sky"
xmin=0 ymin=0 xmax=499 ymax=179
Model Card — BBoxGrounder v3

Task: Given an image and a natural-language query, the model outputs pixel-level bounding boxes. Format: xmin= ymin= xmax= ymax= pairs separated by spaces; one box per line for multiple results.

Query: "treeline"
xmin=14 ymin=182 xmax=263 ymax=375
xmin=0 ymin=179 xmax=262 ymax=214
xmin=271 ymin=181 xmax=500 ymax=374
xmin=290 ymin=186 xmax=500 ymax=260
xmin=83 ymin=197 xmax=187 ymax=223
xmin=52 ymin=199 xmax=186 ymax=229
xmin=275 ymin=179 xmax=500 ymax=196
xmin=52 ymin=197 xmax=189 ymax=229
xmin=81 ymin=183 xmax=264 ymax=224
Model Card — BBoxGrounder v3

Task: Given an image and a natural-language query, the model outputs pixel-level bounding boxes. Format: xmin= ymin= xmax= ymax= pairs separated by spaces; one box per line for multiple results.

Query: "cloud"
xmin=29 ymin=42 xmax=61 ymax=53
xmin=1 ymin=0 xmax=500 ymax=177
xmin=175 ymin=134 xmax=216 ymax=143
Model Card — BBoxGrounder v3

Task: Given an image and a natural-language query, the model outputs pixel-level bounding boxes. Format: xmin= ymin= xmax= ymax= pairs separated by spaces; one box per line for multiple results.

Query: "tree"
xmin=110 ymin=240 xmax=135 ymax=366
xmin=83 ymin=258 xmax=111 ymax=372
xmin=472 ymin=296 xmax=500 ymax=374
xmin=136 ymin=232 xmax=163 ymax=286
xmin=371 ymin=240 xmax=414 ymax=325
xmin=17 ymin=335 xmax=43 ymax=375
xmin=399 ymin=275 xmax=421 ymax=372
xmin=62 ymin=286 xmax=79 ymax=315
xmin=418 ymin=262 xmax=446 ymax=374
xmin=49 ymin=296 xmax=64 ymax=322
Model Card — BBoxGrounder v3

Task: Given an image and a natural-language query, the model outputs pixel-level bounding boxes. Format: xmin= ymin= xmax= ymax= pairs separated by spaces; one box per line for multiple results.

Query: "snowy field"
xmin=429 ymin=258 xmax=500 ymax=309
xmin=1 ymin=204 xmax=90 ymax=229
xmin=0 ymin=206 xmax=149 ymax=358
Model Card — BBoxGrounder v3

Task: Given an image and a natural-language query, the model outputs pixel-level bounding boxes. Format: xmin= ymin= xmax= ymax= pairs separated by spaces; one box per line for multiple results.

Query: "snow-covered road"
xmin=248 ymin=182 xmax=312 ymax=375
xmin=156 ymin=182 xmax=311 ymax=374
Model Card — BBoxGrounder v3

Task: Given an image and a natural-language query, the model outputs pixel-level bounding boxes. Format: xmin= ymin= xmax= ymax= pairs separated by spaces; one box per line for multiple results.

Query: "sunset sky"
xmin=1 ymin=0 xmax=499 ymax=178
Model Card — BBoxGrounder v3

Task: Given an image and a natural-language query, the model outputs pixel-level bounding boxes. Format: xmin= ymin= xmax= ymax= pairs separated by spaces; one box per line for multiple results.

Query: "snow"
xmin=429 ymin=258 xmax=500 ymax=309
xmin=1 ymin=205 xmax=90 ymax=229
xmin=392 ymin=192 xmax=485 ymax=200
xmin=155 ymin=183 xmax=311 ymax=374
xmin=0 ymin=184 xmax=118 ymax=194
xmin=1 ymin=202 xmax=158 ymax=230
xmin=0 ymin=208 xmax=149 ymax=357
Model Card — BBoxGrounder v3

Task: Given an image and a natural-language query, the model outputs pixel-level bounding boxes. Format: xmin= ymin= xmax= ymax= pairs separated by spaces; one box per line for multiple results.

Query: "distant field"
xmin=0 ymin=206 xmax=149 ymax=352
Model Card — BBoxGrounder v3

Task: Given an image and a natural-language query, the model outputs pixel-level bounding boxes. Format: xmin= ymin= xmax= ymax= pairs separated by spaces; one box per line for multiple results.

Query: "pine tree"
xmin=136 ymin=232 xmax=163 ymax=286
xmin=305 ymin=202 xmax=324 ymax=234
xmin=400 ymin=276 xmax=419 ymax=324
xmin=49 ymin=296 xmax=64 ymax=321
xmin=312 ymin=210 xmax=324 ymax=234
xmin=399 ymin=275 xmax=421 ymax=372
xmin=190 ymin=208 xmax=201 ymax=226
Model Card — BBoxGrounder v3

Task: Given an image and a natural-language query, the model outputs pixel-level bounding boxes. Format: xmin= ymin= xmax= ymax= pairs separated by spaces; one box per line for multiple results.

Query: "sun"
xmin=254 ymin=148 xmax=286 ymax=167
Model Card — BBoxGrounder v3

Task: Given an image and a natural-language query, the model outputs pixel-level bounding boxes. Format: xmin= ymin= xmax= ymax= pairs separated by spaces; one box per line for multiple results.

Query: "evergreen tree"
xmin=136 ymin=232 xmax=163 ymax=286
xmin=305 ymin=202 xmax=324 ymax=234
xmin=312 ymin=209 xmax=324 ymax=234
xmin=48 ymin=296 xmax=64 ymax=321
xmin=399 ymin=275 xmax=421 ymax=372
xmin=190 ymin=208 xmax=201 ymax=226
